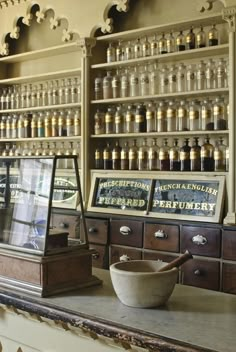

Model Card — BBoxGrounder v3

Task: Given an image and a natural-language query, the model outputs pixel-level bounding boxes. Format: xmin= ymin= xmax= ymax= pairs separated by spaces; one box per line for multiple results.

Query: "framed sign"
xmin=88 ymin=173 xmax=225 ymax=223
xmin=149 ymin=175 xmax=225 ymax=223
xmin=88 ymin=173 xmax=152 ymax=216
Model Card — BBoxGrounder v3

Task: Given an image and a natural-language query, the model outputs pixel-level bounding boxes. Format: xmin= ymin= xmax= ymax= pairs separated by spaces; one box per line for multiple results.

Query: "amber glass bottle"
xmin=128 ymin=139 xmax=138 ymax=170
xmin=190 ymin=137 xmax=201 ymax=171
xmin=121 ymin=141 xmax=129 ymax=170
xmin=170 ymin=139 xmax=180 ymax=171
xmin=201 ymin=137 xmax=214 ymax=171
xmin=112 ymin=141 xmax=121 ymax=170
xmin=103 ymin=142 xmax=112 ymax=170
xmin=180 ymin=138 xmax=191 ymax=171
xmin=159 ymin=139 xmax=170 ymax=171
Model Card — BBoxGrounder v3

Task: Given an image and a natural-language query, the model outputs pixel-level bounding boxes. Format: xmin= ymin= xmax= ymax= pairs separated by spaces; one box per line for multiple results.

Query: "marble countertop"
xmin=0 ymin=268 xmax=236 ymax=352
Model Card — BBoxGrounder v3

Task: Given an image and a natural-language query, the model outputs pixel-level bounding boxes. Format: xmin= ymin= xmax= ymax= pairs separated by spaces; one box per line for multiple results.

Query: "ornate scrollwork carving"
xmin=77 ymin=37 xmax=96 ymax=57
xmin=197 ymin=0 xmax=225 ymax=12
xmin=223 ymin=6 xmax=236 ymax=32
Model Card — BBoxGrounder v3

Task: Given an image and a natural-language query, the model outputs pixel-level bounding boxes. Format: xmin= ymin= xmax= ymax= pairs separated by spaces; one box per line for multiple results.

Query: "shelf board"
xmin=0 ymin=42 xmax=81 ymax=64
xmin=0 ymin=136 xmax=81 ymax=142
xmin=0 ymin=68 xmax=81 ymax=85
xmin=90 ymin=169 xmax=228 ymax=176
xmin=92 ymin=44 xmax=229 ymax=69
xmin=91 ymin=130 xmax=229 ymax=138
xmin=91 ymin=88 xmax=229 ymax=104
xmin=0 ymin=102 xmax=81 ymax=114
xmin=95 ymin=12 xmax=225 ymax=42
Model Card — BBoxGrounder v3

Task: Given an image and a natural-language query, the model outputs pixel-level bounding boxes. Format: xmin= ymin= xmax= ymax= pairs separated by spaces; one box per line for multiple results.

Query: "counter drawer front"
xmin=83 ymin=218 xmax=108 ymax=245
xmin=110 ymin=220 xmax=143 ymax=247
xmin=144 ymin=224 xmax=179 ymax=252
xmin=110 ymin=245 xmax=142 ymax=265
xmin=181 ymin=226 xmax=221 ymax=257
xmin=181 ymin=259 xmax=220 ymax=291
xmin=52 ymin=214 xmax=78 ymax=238
xmin=222 ymin=263 xmax=236 ymax=294
xmin=89 ymin=244 xmax=109 ymax=269
xmin=222 ymin=230 xmax=236 ymax=260
xmin=143 ymin=250 xmax=178 ymax=263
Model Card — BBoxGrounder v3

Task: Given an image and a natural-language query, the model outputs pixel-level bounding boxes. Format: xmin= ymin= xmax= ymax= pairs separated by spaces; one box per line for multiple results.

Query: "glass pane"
xmin=0 ymin=158 xmax=53 ymax=253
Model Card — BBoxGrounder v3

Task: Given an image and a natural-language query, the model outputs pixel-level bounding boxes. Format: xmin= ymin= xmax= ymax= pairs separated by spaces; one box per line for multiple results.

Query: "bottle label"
xmin=121 ymin=151 xmax=128 ymax=159
xmin=159 ymin=151 xmax=169 ymax=160
xmin=214 ymin=150 xmax=223 ymax=160
xmin=190 ymin=150 xmax=200 ymax=159
xmin=105 ymin=113 xmax=113 ymax=123
xmin=157 ymin=111 xmax=165 ymax=119
xmin=129 ymin=151 xmax=137 ymax=159
xmin=213 ymin=106 xmax=222 ymax=116
xmin=189 ymin=111 xmax=199 ymax=120
xmin=169 ymin=150 xmax=178 ymax=160
xmin=112 ymin=151 xmax=120 ymax=159
xmin=135 ymin=114 xmax=144 ymax=123
xmin=103 ymin=151 xmax=111 ymax=159
xmin=146 ymin=111 xmax=155 ymax=120
xmin=126 ymin=112 xmax=134 ymax=122
xmin=201 ymin=149 xmax=211 ymax=158
xmin=180 ymin=151 xmax=190 ymax=160
xmin=201 ymin=109 xmax=211 ymax=119
xmin=177 ymin=108 xmax=186 ymax=118
xmin=167 ymin=109 xmax=176 ymax=118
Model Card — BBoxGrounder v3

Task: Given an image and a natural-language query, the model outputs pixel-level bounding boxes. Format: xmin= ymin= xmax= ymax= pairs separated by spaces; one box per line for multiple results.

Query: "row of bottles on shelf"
xmin=0 ymin=141 xmax=81 ymax=169
xmin=0 ymin=76 xmax=81 ymax=111
xmin=94 ymin=97 xmax=228 ymax=134
xmin=106 ymin=24 xmax=221 ymax=63
xmin=0 ymin=108 xmax=81 ymax=139
xmin=95 ymin=137 xmax=228 ymax=172
xmin=94 ymin=58 xmax=228 ymax=100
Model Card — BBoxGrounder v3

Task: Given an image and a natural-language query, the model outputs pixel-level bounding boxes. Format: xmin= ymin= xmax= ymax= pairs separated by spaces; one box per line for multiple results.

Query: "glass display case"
xmin=0 ymin=156 xmax=101 ymax=296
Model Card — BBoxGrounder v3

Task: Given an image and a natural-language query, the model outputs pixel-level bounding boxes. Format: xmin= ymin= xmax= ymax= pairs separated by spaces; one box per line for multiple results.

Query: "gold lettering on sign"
xmin=99 ymin=180 xmax=150 ymax=192
xmin=98 ymin=197 xmax=146 ymax=208
xmin=152 ymin=200 xmax=216 ymax=212
xmin=154 ymin=183 xmax=218 ymax=195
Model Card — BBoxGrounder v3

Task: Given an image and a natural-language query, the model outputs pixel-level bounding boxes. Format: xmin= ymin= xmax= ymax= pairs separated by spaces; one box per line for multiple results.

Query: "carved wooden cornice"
xmin=223 ymin=6 xmax=236 ymax=31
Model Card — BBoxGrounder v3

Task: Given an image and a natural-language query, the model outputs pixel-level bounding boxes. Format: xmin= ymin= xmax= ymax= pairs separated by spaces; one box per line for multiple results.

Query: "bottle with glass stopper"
xmin=170 ymin=139 xmax=180 ymax=171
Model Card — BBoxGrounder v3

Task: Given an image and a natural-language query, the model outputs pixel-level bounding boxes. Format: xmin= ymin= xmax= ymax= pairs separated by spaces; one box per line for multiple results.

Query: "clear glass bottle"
xmin=112 ymin=69 xmax=121 ymax=99
xmin=158 ymin=33 xmax=167 ymax=54
xmin=64 ymin=141 xmax=74 ymax=169
xmin=201 ymin=136 xmax=214 ymax=171
xmin=44 ymin=111 xmax=52 ymax=138
xmin=188 ymin=100 xmax=200 ymax=131
xmin=180 ymin=138 xmax=191 ymax=171
xmin=114 ymin=105 xmax=124 ymax=134
xmin=185 ymin=27 xmax=195 ymax=50
xmin=23 ymin=113 xmax=31 ymax=138
xmin=213 ymin=97 xmax=227 ymax=130
xmin=159 ymin=138 xmax=170 ymax=171
xmin=14 ymin=85 xmax=20 ymax=109
xmin=52 ymin=80 xmax=59 ymax=105
xmin=186 ymin=64 xmax=196 ymax=91
xmin=65 ymin=109 xmax=74 ymax=137
xmin=1 ymin=88 xmax=7 ymax=110
xmin=74 ymin=108 xmax=81 ymax=136
xmin=125 ymin=41 xmax=133 ymax=60
xmin=103 ymin=142 xmax=112 ymax=170
xmin=121 ymin=68 xmax=130 ymax=98
xmin=6 ymin=114 xmax=12 ymax=139
xmin=124 ymin=104 xmax=135 ymax=133
xmin=159 ymin=65 xmax=169 ymax=94
xmin=107 ymin=42 xmax=116 ymax=63
xmin=130 ymin=66 xmax=140 ymax=97
xmin=10 ymin=86 xmax=17 ymax=109
xmin=156 ymin=101 xmax=167 ymax=132
xmin=134 ymin=104 xmax=146 ymax=133
xmin=196 ymin=26 xmax=206 ymax=48
xmin=148 ymin=139 xmax=159 ymax=171
xmin=146 ymin=102 xmax=156 ymax=132
xmin=128 ymin=139 xmax=138 ymax=170
xmin=208 ymin=24 xmax=219 ymax=46
xmin=214 ymin=137 xmax=227 ymax=172
xmin=94 ymin=73 xmax=103 ymax=100
xmin=58 ymin=79 xmax=66 ymax=104
xmin=167 ymin=100 xmax=177 ymax=132
xmin=17 ymin=114 xmax=25 ymax=138
xmin=95 ymin=148 xmax=103 ymax=169
xmin=142 ymin=36 xmax=151 ymax=57
xmin=37 ymin=112 xmax=45 ymax=138
xmin=121 ymin=141 xmax=129 ymax=170
xmin=51 ymin=111 xmax=59 ymax=137
xmin=168 ymin=65 xmax=177 ymax=93
xmin=170 ymin=139 xmax=180 ymax=171
xmin=196 ymin=60 xmax=206 ymax=90
xmin=47 ymin=81 xmax=54 ymax=106
xmin=216 ymin=58 xmax=226 ymax=89
xmin=116 ymin=40 xmax=123 ymax=61
xmin=103 ymin=71 xmax=113 ymax=99
xmin=177 ymin=100 xmax=188 ymax=131
xmin=151 ymin=34 xmax=158 ymax=56
xmin=149 ymin=62 xmax=159 ymax=95
xmin=112 ymin=141 xmax=121 ymax=170
xmin=176 ymin=62 xmax=186 ymax=92
xmin=105 ymin=106 xmax=114 ymax=134
xmin=58 ymin=110 xmax=66 ymax=137
xmin=167 ymin=31 xmax=175 ymax=53
xmin=138 ymin=138 xmax=149 ymax=171
xmin=201 ymin=98 xmax=213 ymax=130
xmin=226 ymin=145 xmax=229 ymax=172
xmin=94 ymin=109 xmax=105 ymax=135
xmin=134 ymin=38 xmax=142 ymax=59
xmin=190 ymin=137 xmax=201 ymax=171
xmin=205 ymin=58 xmax=216 ymax=89
xmin=176 ymin=30 xmax=185 ymax=51
xmin=11 ymin=114 xmax=18 ymax=139
xmin=140 ymin=65 xmax=150 ymax=96
xmin=31 ymin=84 xmax=37 ymax=108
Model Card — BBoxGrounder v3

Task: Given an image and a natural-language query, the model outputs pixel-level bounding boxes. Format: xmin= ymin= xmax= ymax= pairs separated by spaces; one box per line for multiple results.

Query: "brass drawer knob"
xmin=119 ymin=254 xmax=131 ymax=261
xmin=92 ymin=252 xmax=100 ymax=259
xmin=154 ymin=230 xmax=168 ymax=239
xmin=120 ymin=226 xmax=131 ymax=236
xmin=89 ymin=227 xmax=97 ymax=233
xmin=192 ymin=234 xmax=207 ymax=245
xmin=59 ymin=222 xmax=69 ymax=229
xmin=194 ymin=269 xmax=202 ymax=276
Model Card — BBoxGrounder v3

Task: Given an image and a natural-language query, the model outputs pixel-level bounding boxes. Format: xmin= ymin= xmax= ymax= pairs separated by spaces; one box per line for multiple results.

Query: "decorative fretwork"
xmin=197 ymin=0 xmax=225 ymax=12
xmin=223 ymin=6 xmax=236 ymax=32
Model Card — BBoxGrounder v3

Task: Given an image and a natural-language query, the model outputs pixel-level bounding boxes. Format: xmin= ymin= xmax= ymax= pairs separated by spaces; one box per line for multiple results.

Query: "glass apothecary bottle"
xmin=121 ymin=141 xmax=129 ymax=170
xmin=112 ymin=69 xmax=121 ymax=99
xmin=170 ymin=139 xmax=180 ymax=171
xmin=103 ymin=142 xmax=112 ymax=170
xmin=130 ymin=66 xmax=140 ymax=97
xmin=121 ymin=68 xmax=130 ymax=98
xmin=159 ymin=138 xmax=170 ymax=171
xmin=167 ymin=100 xmax=177 ymax=132
xmin=201 ymin=136 xmax=214 ymax=171
xmin=196 ymin=26 xmax=206 ymax=48
xmin=149 ymin=62 xmax=159 ymax=95
xmin=156 ymin=101 xmax=167 ymax=132
xmin=116 ymin=40 xmax=123 ymax=61
xmin=58 ymin=110 xmax=66 ymax=137
xmin=208 ymin=24 xmax=219 ymax=46
xmin=190 ymin=137 xmax=201 ymax=172
xmin=196 ymin=60 xmax=206 ymax=90
xmin=138 ymin=138 xmax=149 ymax=171
xmin=134 ymin=104 xmax=146 ymax=133
xmin=140 ymin=65 xmax=150 ymax=96
xmin=94 ymin=109 xmax=105 ymax=135
xmin=112 ymin=141 xmax=121 ymax=170
xmin=94 ymin=73 xmax=103 ymax=100
xmin=214 ymin=137 xmax=227 ymax=172
xmin=186 ymin=27 xmax=195 ymax=50
xmin=17 ymin=114 xmax=25 ymax=138
xmin=186 ymin=64 xmax=196 ymax=91
xmin=213 ymin=97 xmax=227 ymax=130
xmin=65 ymin=110 xmax=74 ymax=137
xmin=201 ymin=99 xmax=213 ymax=130
xmin=188 ymin=100 xmax=200 ymax=131
xmin=11 ymin=114 xmax=18 ymax=139
xmin=176 ymin=30 xmax=185 ymax=51
xmin=128 ymin=139 xmax=138 ymax=170
xmin=124 ymin=104 xmax=135 ymax=133
xmin=134 ymin=38 xmax=142 ymax=59
xmin=114 ymin=105 xmax=124 ymax=134
xmin=158 ymin=33 xmax=167 ymax=54
xmin=146 ymin=102 xmax=156 ymax=132
xmin=103 ymin=71 xmax=113 ymax=99
xmin=148 ymin=139 xmax=159 ymax=171
xmin=205 ymin=58 xmax=216 ymax=89
xmin=105 ymin=107 xmax=114 ymax=134
xmin=180 ymin=138 xmax=191 ymax=171
xmin=95 ymin=148 xmax=103 ymax=169
xmin=142 ymin=36 xmax=151 ymax=57
xmin=177 ymin=100 xmax=188 ymax=131
xmin=216 ymin=58 xmax=226 ymax=89
xmin=51 ymin=111 xmax=58 ymax=137
xmin=44 ymin=111 xmax=52 ymax=138
xmin=167 ymin=31 xmax=175 ymax=53
xmin=151 ymin=34 xmax=158 ymax=56
xmin=107 ymin=42 xmax=116 ymax=63
xmin=125 ymin=41 xmax=133 ymax=60
xmin=159 ymin=65 xmax=169 ymax=94
xmin=168 ymin=65 xmax=177 ymax=93
xmin=176 ymin=62 xmax=186 ymax=92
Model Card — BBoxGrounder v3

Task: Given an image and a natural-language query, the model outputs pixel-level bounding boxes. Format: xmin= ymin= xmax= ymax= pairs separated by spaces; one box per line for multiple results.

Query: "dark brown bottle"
xmin=103 ymin=142 xmax=112 ymax=170
xmin=180 ymin=138 xmax=191 ymax=171
xmin=159 ymin=139 xmax=170 ymax=171
xmin=190 ymin=137 xmax=201 ymax=171
xmin=176 ymin=30 xmax=185 ymax=51
xmin=121 ymin=141 xmax=129 ymax=170
xmin=186 ymin=27 xmax=195 ymax=50
xmin=208 ymin=24 xmax=218 ymax=46
xmin=214 ymin=137 xmax=226 ymax=172
xmin=170 ymin=139 xmax=180 ymax=171
xmin=134 ymin=104 xmax=146 ymax=133
xmin=201 ymin=137 xmax=214 ymax=171
xmin=95 ymin=148 xmax=103 ymax=169
xmin=112 ymin=141 xmax=121 ymax=170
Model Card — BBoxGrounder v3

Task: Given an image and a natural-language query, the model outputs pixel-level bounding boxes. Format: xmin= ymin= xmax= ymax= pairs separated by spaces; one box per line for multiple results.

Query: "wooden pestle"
xmin=158 ymin=250 xmax=193 ymax=272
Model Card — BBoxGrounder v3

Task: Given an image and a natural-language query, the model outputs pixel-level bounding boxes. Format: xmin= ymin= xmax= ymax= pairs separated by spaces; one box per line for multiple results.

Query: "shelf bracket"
xmin=222 ymin=6 xmax=236 ymax=32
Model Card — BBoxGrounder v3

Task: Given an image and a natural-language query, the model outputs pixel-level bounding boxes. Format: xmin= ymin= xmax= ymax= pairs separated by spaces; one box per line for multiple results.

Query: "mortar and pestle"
xmin=110 ymin=250 xmax=193 ymax=308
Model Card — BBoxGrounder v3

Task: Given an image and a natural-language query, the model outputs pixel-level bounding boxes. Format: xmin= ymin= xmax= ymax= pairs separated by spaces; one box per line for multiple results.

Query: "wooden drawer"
xmin=110 ymin=219 xmax=143 ymax=248
xmin=181 ymin=226 xmax=221 ymax=258
xmin=222 ymin=230 xmax=236 ymax=260
xmin=222 ymin=263 xmax=236 ymax=294
xmin=110 ymin=245 xmax=142 ymax=265
xmin=144 ymin=223 xmax=179 ymax=252
xmin=143 ymin=250 xmax=178 ymax=263
xmin=181 ymin=259 xmax=220 ymax=291
xmin=82 ymin=218 xmax=108 ymax=245
xmin=89 ymin=244 xmax=109 ymax=269
xmin=52 ymin=214 xmax=78 ymax=238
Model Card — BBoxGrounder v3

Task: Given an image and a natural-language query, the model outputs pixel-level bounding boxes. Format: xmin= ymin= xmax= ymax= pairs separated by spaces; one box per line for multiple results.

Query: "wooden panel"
xmin=222 ymin=263 xmax=236 ymax=294
xmin=110 ymin=245 xmax=142 ymax=265
xmin=89 ymin=243 xmax=109 ymax=269
xmin=52 ymin=214 xmax=79 ymax=238
xmin=143 ymin=250 xmax=178 ymax=263
xmin=181 ymin=259 xmax=220 ymax=291
xmin=144 ymin=223 xmax=179 ymax=252
xmin=222 ymin=230 xmax=236 ymax=260
xmin=181 ymin=226 xmax=221 ymax=257
xmin=110 ymin=219 xmax=143 ymax=248
xmin=83 ymin=218 xmax=109 ymax=245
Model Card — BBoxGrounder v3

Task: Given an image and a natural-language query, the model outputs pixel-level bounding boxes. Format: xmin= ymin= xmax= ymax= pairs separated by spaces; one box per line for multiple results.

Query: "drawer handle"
xmin=92 ymin=252 xmax=100 ymax=259
xmin=192 ymin=234 xmax=207 ymax=245
xmin=154 ymin=230 xmax=168 ymax=239
xmin=88 ymin=227 xmax=97 ymax=233
xmin=59 ymin=222 xmax=69 ymax=229
xmin=194 ymin=269 xmax=202 ymax=276
xmin=120 ymin=254 xmax=131 ymax=262
xmin=120 ymin=226 xmax=131 ymax=236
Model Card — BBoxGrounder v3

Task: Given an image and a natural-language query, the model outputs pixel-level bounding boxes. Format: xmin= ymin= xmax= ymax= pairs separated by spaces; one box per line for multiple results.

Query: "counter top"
xmin=0 ymin=268 xmax=235 ymax=352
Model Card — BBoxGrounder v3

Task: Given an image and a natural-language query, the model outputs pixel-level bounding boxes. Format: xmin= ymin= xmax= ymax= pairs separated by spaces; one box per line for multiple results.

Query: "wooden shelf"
xmin=0 ymin=102 xmax=81 ymax=114
xmin=91 ymin=88 xmax=229 ymax=104
xmin=90 ymin=169 xmax=228 ymax=176
xmin=92 ymin=44 xmax=229 ymax=69
xmin=0 ymin=136 xmax=81 ymax=143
